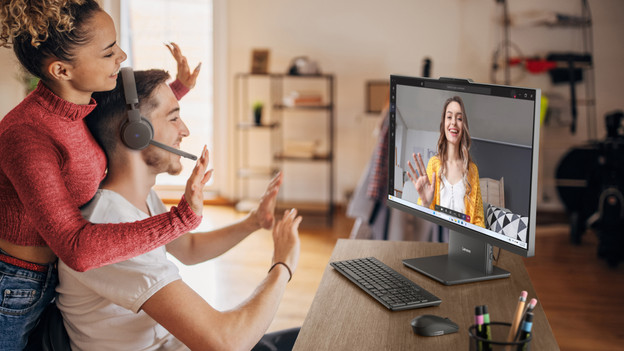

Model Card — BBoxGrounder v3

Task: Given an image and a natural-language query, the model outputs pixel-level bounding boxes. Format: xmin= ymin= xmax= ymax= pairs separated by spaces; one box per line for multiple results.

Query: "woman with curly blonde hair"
xmin=0 ymin=1 xmax=203 ymax=348
xmin=407 ymin=96 xmax=485 ymax=228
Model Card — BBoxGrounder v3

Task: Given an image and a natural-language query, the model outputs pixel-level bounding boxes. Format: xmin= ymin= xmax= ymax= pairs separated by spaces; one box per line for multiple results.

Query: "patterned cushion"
xmin=485 ymin=203 xmax=529 ymax=243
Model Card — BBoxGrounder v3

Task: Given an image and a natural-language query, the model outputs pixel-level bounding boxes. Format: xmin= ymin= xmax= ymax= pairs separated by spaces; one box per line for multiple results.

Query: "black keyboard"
xmin=330 ymin=257 xmax=441 ymax=311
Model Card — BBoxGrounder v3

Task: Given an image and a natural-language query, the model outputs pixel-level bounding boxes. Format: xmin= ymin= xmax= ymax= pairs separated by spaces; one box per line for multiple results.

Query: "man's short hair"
xmin=87 ymin=69 xmax=171 ymax=158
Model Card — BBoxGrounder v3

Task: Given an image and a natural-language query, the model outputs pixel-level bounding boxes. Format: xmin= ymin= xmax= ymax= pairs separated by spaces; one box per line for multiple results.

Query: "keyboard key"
xmin=341 ymin=268 xmax=361 ymax=280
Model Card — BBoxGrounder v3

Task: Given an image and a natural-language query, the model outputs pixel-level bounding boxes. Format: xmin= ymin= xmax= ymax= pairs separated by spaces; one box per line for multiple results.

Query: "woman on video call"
xmin=407 ymin=96 xmax=485 ymax=228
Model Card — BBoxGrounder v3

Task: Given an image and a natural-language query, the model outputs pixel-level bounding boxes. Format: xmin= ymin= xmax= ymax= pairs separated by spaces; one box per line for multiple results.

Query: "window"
xmin=120 ymin=0 xmax=214 ymax=191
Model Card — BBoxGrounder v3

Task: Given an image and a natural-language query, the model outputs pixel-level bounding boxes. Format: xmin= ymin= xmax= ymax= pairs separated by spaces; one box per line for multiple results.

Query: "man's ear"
xmin=46 ymin=60 xmax=73 ymax=81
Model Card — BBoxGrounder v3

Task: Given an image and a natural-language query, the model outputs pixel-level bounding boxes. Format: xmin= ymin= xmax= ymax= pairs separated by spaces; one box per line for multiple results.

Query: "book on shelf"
xmin=282 ymin=91 xmax=324 ymax=107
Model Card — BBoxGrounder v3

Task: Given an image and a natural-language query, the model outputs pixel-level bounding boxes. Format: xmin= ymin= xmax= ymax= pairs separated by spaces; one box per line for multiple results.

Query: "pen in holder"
xmin=468 ymin=322 xmax=532 ymax=351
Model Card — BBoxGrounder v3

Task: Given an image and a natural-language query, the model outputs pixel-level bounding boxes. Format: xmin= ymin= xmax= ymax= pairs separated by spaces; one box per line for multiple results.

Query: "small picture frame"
xmin=366 ymin=80 xmax=390 ymax=113
xmin=250 ymin=49 xmax=270 ymax=74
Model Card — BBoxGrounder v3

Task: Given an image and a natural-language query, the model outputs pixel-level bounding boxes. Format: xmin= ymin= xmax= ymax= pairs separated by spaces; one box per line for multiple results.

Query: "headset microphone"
xmin=120 ymin=67 xmax=197 ymax=161
xmin=149 ymin=140 xmax=197 ymax=160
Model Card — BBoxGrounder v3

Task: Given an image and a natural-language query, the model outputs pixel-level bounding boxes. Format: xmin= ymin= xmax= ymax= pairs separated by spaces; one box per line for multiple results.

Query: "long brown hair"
xmin=0 ymin=0 xmax=101 ymax=81
xmin=436 ymin=96 xmax=473 ymax=197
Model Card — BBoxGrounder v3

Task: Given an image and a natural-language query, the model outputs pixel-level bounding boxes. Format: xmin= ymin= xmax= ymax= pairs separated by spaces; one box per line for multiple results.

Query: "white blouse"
xmin=440 ymin=174 xmax=466 ymax=214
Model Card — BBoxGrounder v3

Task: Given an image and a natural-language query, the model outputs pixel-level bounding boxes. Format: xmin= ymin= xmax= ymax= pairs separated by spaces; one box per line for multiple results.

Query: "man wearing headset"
xmin=55 ymin=69 xmax=301 ymax=351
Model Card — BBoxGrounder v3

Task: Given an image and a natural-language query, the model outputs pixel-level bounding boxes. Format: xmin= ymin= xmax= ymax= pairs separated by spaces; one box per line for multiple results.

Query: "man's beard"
xmin=142 ymin=146 xmax=183 ymax=175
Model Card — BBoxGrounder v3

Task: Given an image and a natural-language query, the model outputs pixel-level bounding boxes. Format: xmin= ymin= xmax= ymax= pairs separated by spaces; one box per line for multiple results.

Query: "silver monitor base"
xmin=403 ymin=230 xmax=511 ymax=285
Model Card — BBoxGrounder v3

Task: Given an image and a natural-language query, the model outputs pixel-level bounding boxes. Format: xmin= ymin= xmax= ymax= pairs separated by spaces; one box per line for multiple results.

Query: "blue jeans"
xmin=0 ymin=258 xmax=58 ymax=350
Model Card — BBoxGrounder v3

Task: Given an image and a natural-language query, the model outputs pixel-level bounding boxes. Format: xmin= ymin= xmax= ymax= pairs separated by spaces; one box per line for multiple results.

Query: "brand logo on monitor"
xmin=461 ymin=247 xmax=472 ymax=254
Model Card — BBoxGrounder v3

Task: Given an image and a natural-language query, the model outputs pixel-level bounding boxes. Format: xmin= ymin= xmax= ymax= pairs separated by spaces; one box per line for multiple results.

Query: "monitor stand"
xmin=403 ymin=230 xmax=510 ymax=285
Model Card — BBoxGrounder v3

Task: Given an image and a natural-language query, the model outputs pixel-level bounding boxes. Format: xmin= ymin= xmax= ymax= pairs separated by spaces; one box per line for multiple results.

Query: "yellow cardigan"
xmin=417 ymin=156 xmax=485 ymax=228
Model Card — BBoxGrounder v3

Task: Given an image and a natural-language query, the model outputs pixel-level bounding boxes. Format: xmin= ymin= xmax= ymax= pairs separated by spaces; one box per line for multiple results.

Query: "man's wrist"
xmin=268 ymin=262 xmax=292 ymax=282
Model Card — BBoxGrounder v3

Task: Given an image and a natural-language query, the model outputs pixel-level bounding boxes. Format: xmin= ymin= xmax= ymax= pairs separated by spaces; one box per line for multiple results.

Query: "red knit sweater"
xmin=0 ymin=80 xmax=198 ymax=272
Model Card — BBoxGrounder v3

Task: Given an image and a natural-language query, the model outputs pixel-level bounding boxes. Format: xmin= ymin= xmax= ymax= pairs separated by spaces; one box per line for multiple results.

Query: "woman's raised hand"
xmin=407 ymin=153 xmax=436 ymax=208
xmin=165 ymin=42 xmax=201 ymax=89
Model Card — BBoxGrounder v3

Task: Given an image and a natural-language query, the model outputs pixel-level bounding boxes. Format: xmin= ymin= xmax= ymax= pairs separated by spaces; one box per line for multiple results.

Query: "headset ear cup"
xmin=121 ymin=116 xmax=154 ymax=150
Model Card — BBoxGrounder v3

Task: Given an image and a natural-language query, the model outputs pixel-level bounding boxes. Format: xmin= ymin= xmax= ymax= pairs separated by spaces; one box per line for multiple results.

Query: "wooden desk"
xmin=293 ymin=239 xmax=559 ymax=350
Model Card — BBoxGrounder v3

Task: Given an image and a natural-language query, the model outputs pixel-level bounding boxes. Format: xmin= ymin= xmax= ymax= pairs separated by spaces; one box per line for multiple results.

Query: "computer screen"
xmin=387 ymin=75 xmax=540 ymax=285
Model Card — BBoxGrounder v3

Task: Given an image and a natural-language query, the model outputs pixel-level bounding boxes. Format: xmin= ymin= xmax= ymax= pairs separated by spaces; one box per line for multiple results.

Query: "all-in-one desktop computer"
xmin=331 ymin=75 xmax=540 ymax=310
xmin=387 ymin=75 xmax=540 ymax=285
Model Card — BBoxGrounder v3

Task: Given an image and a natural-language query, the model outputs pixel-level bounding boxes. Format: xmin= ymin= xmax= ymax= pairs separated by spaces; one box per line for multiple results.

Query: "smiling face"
xmin=141 ymin=83 xmax=190 ymax=176
xmin=444 ymin=101 xmax=464 ymax=147
xmin=65 ymin=10 xmax=127 ymax=94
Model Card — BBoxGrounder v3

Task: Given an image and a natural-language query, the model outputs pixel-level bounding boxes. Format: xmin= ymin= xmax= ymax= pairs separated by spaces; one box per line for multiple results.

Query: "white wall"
xmin=226 ymin=0 xmax=624 ymax=205
xmin=0 ymin=50 xmax=25 ymax=118
xmin=227 ymin=0 xmax=478 ymax=203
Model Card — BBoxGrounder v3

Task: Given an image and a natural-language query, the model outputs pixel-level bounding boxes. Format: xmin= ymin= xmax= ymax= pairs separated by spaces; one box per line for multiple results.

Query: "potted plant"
xmin=252 ymin=100 xmax=264 ymax=125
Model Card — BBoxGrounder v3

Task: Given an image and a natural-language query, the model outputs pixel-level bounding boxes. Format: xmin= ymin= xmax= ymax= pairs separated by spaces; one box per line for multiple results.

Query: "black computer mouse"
xmin=410 ymin=314 xmax=459 ymax=337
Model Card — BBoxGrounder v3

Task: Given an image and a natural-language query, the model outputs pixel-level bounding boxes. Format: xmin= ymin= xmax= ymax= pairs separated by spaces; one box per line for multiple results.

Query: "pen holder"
xmin=468 ymin=322 xmax=532 ymax=351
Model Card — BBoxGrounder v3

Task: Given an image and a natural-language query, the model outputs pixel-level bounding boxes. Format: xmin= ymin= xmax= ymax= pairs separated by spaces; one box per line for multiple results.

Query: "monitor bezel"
xmin=387 ymin=75 xmax=540 ymax=258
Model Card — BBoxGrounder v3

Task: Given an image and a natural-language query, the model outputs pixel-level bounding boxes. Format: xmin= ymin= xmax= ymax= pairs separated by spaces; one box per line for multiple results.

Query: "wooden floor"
xmin=521 ymin=224 xmax=624 ymax=351
xmin=178 ymin=205 xmax=624 ymax=351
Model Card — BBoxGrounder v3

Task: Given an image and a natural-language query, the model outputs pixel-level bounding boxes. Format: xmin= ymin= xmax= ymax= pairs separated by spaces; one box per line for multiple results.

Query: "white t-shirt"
xmin=56 ymin=189 xmax=188 ymax=351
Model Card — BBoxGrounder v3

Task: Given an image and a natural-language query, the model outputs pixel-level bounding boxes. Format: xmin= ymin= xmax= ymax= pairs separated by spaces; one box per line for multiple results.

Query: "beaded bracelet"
xmin=268 ymin=262 xmax=292 ymax=282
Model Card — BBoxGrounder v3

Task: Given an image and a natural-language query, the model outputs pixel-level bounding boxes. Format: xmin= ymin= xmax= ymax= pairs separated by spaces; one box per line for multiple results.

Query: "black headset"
xmin=120 ymin=67 xmax=197 ymax=160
